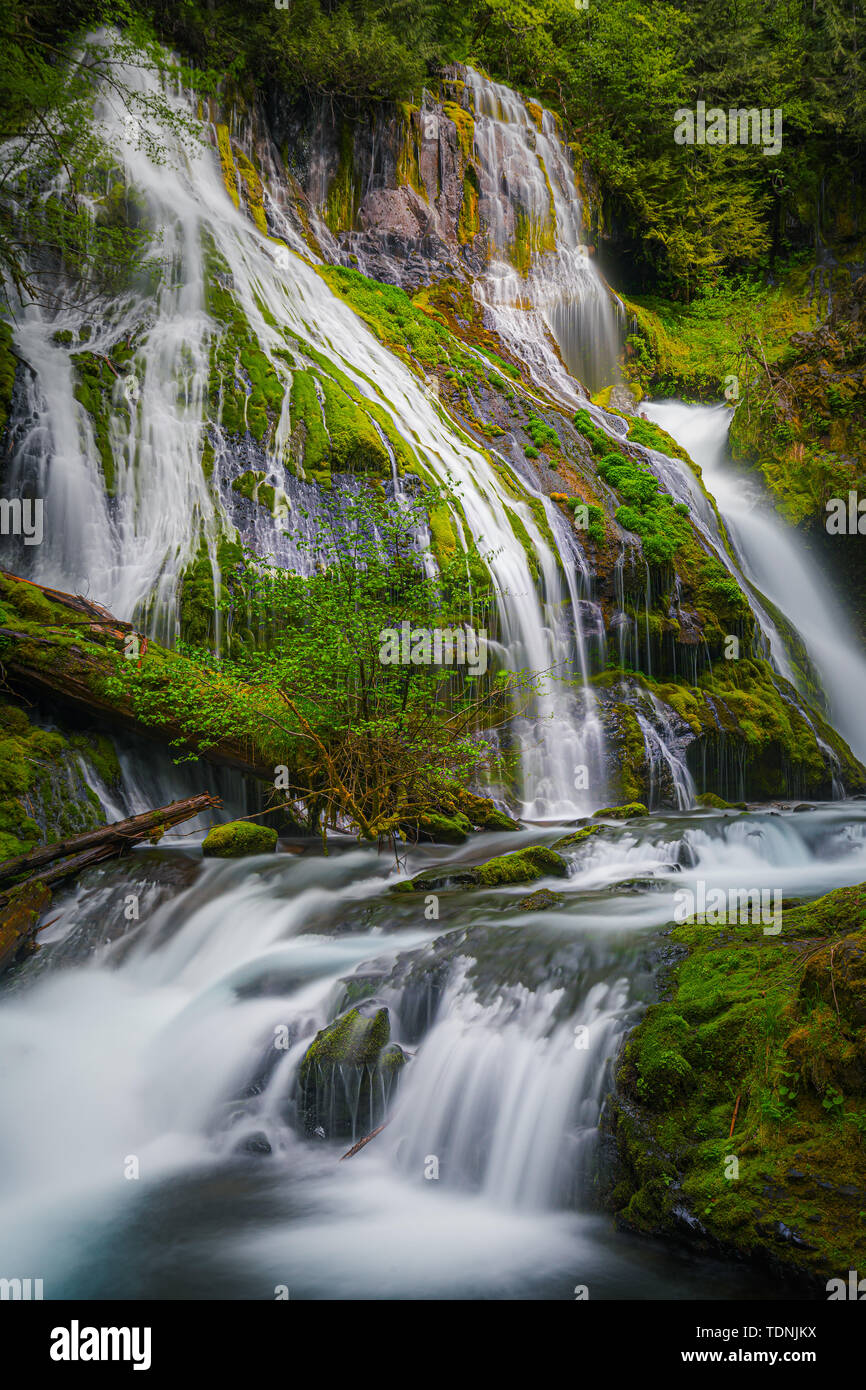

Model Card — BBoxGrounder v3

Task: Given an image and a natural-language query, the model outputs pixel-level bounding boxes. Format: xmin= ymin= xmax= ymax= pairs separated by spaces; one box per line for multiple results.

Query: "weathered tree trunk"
xmin=0 ymin=794 xmax=220 ymax=890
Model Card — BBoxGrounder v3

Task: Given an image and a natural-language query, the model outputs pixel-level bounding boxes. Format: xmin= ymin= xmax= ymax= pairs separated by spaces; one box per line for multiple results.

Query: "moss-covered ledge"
xmin=603 ymin=882 xmax=866 ymax=1288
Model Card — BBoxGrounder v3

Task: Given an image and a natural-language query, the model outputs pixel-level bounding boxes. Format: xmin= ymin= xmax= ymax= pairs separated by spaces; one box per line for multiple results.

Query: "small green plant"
xmin=823 ymin=1085 xmax=845 ymax=1117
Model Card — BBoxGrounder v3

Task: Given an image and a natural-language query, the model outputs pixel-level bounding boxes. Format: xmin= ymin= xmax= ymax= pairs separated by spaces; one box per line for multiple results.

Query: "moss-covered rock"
xmin=592 ymin=803 xmax=649 ymax=820
xmin=518 ymin=887 xmax=565 ymax=911
xmin=696 ymin=791 xmax=746 ymax=810
xmin=0 ymin=697 xmax=110 ymax=860
xmin=605 ymin=882 xmax=866 ymax=1285
xmin=417 ymin=812 xmax=473 ymax=844
xmin=393 ymin=843 xmax=568 ymax=893
xmin=201 ymin=821 xmax=278 ymax=857
xmin=297 ymin=1003 xmax=406 ymax=1138
xmin=552 ymin=823 xmax=608 ymax=851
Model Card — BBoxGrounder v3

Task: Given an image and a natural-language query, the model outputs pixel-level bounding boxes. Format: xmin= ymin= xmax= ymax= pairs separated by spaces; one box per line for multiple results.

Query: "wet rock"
xmin=518 ymin=888 xmax=565 ymax=911
xmin=392 ymin=844 xmax=568 ymax=893
xmin=552 ymin=823 xmax=606 ymax=851
xmin=296 ymin=1002 xmax=407 ymax=1140
xmin=592 ymin=802 xmax=649 ymax=820
xmin=234 ymin=1130 xmax=272 ymax=1156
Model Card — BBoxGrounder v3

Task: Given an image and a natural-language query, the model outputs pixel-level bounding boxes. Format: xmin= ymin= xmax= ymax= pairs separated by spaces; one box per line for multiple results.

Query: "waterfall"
xmin=2 ymin=803 xmax=865 ymax=1296
xmin=644 ymin=402 xmax=866 ymax=763
xmin=1 ymin=49 xmax=608 ymax=817
xmin=462 ymin=68 xmax=623 ymax=400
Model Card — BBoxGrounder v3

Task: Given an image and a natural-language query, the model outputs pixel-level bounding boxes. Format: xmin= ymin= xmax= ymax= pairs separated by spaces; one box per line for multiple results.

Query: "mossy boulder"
xmin=297 ymin=1003 xmax=407 ymax=1139
xmin=393 ymin=843 xmax=568 ymax=893
xmin=605 ymin=882 xmax=866 ymax=1284
xmin=799 ymin=932 xmax=866 ymax=1030
xmin=418 ymin=812 xmax=473 ymax=844
xmin=456 ymin=789 xmax=520 ymax=832
xmin=696 ymin=792 xmax=745 ymax=810
xmin=592 ymin=803 xmax=649 ymax=820
xmin=201 ymin=821 xmax=278 ymax=858
xmin=552 ymin=823 xmax=607 ymax=852
xmin=518 ymin=888 xmax=565 ymax=911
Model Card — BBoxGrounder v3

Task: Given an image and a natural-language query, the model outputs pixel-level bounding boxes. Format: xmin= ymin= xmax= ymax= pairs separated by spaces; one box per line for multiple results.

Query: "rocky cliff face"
xmin=1 ymin=58 xmax=863 ymax=834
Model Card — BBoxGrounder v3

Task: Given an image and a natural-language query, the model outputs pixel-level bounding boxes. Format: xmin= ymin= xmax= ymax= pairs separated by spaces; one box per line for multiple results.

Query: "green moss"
xmin=442 ymin=101 xmax=475 ymax=165
xmin=288 ymin=368 xmax=329 ymax=479
xmin=502 ymin=504 xmax=539 ymax=582
xmin=592 ymin=802 xmax=649 ymax=820
xmin=608 ymin=882 xmax=866 ymax=1280
xmin=324 ymin=121 xmax=361 ymax=235
xmin=233 ymin=147 xmax=267 ymax=234
xmin=458 ymin=165 xmax=480 ymax=244
xmin=320 ymin=376 xmax=390 ymax=473
xmin=553 ymin=823 xmax=607 ymax=851
xmin=394 ymin=843 xmax=567 ymax=893
xmin=477 ymin=844 xmax=569 ymax=885
xmin=627 ymin=415 xmax=692 ymax=464
xmin=70 ymin=348 xmax=135 ymax=496
xmin=573 ymin=408 xmax=622 ymax=458
xmin=298 ymin=1004 xmax=406 ymax=1137
xmin=0 ymin=695 xmax=110 ymax=858
xmin=203 ymin=232 xmax=284 ymax=445
xmin=231 ymin=469 xmax=283 ymax=515
xmin=396 ymin=104 xmax=426 ymax=196
xmin=215 ymin=123 xmax=240 ymax=209
xmin=416 ymin=812 xmax=473 ymax=843
xmin=428 ymin=501 xmax=458 ymax=568
xmin=597 ymin=451 xmax=691 ymax=566
xmin=201 ymin=820 xmax=278 ymax=857
xmin=696 ymin=791 xmax=744 ymax=810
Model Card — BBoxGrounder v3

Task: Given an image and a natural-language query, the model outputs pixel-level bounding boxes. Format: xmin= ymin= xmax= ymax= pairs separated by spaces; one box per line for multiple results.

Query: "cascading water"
xmin=3 ymin=804 xmax=866 ymax=1298
xmin=462 ymin=68 xmax=623 ymax=401
xmin=644 ymin=401 xmax=866 ymax=763
xmin=2 ymin=54 xmax=607 ymax=818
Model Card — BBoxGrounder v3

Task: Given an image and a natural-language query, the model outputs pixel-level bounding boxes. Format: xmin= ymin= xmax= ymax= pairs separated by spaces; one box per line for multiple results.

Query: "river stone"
xmin=297 ymin=1003 xmax=407 ymax=1140
xmin=202 ymin=821 xmax=278 ymax=857
xmin=392 ymin=844 xmax=568 ymax=893
xmin=518 ymin=888 xmax=565 ymax=911
xmin=553 ymin=823 xmax=607 ymax=852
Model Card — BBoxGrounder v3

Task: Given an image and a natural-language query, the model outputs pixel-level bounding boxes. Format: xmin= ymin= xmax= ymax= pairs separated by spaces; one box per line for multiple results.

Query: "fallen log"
xmin=0 ymin=791 xmax=221 ymax=975
xmin=0 ymin=793 xmax=220 ymax=891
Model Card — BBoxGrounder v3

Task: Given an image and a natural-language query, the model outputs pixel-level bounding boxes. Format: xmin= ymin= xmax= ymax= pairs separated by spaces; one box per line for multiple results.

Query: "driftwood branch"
xmin=339 ymin=1120 xmax=390 ymax=1162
